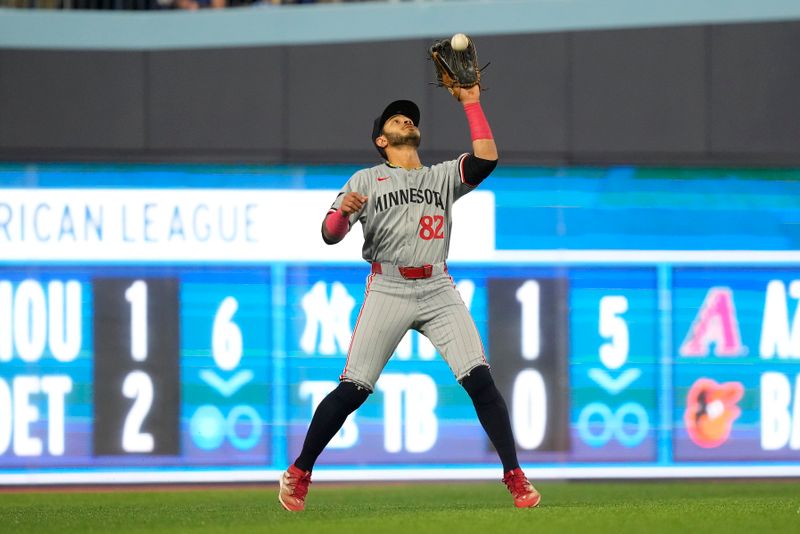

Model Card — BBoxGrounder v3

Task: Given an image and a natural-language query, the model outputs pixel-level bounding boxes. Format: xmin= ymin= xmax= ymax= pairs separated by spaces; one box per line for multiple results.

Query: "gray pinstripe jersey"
xmin=330 ymin=154 xmax=475 ymax=265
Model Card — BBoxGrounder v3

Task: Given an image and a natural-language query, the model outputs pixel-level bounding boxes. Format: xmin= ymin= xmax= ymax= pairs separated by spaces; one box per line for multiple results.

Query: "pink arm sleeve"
xmin=463 ymin=102 xmax=494 ymax=141
xmin=464 ymin=102 xmax=494 ymax=141
xmin=324 ymin=209 xmax=349 ymax=240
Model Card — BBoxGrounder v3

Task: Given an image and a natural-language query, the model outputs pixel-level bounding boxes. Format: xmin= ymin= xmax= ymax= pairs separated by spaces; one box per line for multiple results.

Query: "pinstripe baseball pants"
xmin=340 ymin=262 xmax=488 ymax=391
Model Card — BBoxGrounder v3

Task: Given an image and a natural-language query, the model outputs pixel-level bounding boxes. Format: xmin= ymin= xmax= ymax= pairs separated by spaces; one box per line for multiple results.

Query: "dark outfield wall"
xmin=0 ymin=21 xmax=799 ymax=166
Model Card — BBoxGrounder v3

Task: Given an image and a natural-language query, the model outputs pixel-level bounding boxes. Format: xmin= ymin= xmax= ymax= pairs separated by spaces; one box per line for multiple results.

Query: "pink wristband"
xmin=324 ymin=209 xmax=349 ymax=239
xmin=463 ymin=102 xmax=493 ymax=141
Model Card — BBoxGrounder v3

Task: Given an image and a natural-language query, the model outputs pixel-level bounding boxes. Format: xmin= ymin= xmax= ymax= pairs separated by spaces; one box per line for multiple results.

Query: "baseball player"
xmin=279 ymin=85 xmax=541 ymax=511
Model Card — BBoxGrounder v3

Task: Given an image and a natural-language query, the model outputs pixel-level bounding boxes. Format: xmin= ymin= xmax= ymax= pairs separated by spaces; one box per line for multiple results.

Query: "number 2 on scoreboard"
xmin=122 ymin=370 xmax=154 ymax=453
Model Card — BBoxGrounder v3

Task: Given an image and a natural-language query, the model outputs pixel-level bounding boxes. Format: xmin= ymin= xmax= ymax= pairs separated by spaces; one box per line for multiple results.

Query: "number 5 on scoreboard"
xmin=598 ymin=295 xmax=629 ymax=370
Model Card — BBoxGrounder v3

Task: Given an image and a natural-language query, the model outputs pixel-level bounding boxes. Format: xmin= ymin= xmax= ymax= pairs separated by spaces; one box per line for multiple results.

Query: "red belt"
xmin=371 ymin=262 xmax=434 ymax=279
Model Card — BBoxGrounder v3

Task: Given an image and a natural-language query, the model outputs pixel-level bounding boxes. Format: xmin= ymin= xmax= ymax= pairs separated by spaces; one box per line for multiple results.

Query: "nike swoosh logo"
xmin=377 ymin=176 xmax=391 ymax=181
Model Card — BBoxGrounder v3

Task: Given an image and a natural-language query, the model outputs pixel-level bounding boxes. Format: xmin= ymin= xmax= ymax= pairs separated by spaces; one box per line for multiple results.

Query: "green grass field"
xmin=2 ymin=480 xmax=799 ymax=534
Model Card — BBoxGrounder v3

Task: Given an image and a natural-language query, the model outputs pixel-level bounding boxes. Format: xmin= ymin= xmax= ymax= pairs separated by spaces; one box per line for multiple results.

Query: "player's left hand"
xmin=452 ymin=84 xmax=481 ymax=104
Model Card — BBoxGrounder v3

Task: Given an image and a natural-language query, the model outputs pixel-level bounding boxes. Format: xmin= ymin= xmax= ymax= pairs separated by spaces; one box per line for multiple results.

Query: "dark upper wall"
xmin=1 ymin=20 xmax=799 ymax=166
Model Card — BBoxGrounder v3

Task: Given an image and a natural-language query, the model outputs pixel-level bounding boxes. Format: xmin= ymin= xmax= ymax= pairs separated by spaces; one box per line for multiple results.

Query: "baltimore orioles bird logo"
xmin=684 ymin=378 xmax=744 ymax=448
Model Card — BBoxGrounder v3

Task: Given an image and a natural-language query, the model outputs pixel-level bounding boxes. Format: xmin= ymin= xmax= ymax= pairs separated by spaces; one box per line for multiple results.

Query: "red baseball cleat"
xmin=502 ymin=468 xmax=541 ymax=508
xmin=278 ymin=464 xmax=312 ymax=512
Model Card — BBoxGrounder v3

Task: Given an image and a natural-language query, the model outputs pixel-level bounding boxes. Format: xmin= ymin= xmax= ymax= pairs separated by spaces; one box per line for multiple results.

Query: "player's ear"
xmin=375 ymin=135 xmax=388 ymax=149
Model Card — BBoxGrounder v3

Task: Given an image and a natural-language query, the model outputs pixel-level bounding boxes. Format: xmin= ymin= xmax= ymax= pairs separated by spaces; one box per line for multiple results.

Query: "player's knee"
xmin=333 ymin=380 xmax=371 ymax=412
xmin=460 ymin=365 xmax=499 ymax=406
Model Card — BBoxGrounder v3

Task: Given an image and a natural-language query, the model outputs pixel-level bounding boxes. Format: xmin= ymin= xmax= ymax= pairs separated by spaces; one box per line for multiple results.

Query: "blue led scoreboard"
xmin=2 ymin=164 xmax=800 ymax=483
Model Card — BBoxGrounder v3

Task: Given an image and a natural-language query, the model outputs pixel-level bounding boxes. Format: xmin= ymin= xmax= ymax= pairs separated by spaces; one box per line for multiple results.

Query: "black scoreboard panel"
xmin=93 ymin=278 xmax=180 ymax=456
xmin=489 ymin=277 xmax=571 ymax=453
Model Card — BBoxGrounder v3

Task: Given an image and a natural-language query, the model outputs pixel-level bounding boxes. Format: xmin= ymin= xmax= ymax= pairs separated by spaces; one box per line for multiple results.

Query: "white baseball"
xmin=450 ymin=33 xmax=469 ymax=51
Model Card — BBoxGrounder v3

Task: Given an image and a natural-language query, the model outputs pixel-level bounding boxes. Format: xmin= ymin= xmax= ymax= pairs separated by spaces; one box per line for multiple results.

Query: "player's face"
xmin=381 ymin=114 xmax=421 ymax=148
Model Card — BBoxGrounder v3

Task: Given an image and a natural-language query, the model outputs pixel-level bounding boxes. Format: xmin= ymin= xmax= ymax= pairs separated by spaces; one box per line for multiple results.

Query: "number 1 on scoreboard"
xmin=124 ymin=280 xmax=148 ymax=362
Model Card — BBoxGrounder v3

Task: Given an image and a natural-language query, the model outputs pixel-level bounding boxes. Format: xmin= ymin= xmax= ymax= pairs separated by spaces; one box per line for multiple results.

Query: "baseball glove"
xmin=428 ymin=36 xmax=484 ymax=91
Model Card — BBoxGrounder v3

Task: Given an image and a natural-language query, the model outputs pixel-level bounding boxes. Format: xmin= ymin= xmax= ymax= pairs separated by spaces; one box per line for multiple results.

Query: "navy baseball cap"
xmin=371 ymin=99 xmax=420 ymax=157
